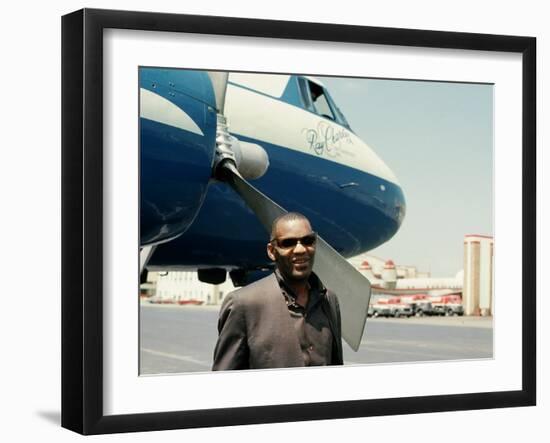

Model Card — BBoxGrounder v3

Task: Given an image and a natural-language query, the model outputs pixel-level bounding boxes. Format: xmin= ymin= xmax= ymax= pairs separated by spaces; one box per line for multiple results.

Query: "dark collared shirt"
xmin=275 ymin=270 xmax=333 ymax=366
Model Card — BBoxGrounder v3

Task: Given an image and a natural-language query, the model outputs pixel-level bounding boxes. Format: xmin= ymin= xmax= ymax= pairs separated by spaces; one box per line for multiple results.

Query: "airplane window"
xmin=308 ymin=81 xmax=336 ymax=121
xmin=296 ymin=77 xmax=351 ymax=129
xmin=325 ymin=89 xmax=351 ymax=129
xmin=331 ymin=101 xmax=350 ymax=128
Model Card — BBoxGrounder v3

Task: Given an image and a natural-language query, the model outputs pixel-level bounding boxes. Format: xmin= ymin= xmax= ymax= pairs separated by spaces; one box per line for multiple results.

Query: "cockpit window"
xmin=331 ymin=101 xmax=350 ymax=128
xmin=297 ymin=77 xmax=351 ymax=129
xmin=308 ymin=81 xmax=336 ymax=121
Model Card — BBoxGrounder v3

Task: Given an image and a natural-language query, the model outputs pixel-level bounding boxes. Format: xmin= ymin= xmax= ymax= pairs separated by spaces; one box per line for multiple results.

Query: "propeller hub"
xmin=213 ymin=114 xmax=269 ymax=181
xmin=214 ymin=114 xmax=238 ymax=167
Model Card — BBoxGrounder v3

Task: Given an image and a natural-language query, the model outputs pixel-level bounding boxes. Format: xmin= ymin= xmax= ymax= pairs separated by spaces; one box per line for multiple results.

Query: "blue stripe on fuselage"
xmin=150 ymin=137 xmax=405 ymax=268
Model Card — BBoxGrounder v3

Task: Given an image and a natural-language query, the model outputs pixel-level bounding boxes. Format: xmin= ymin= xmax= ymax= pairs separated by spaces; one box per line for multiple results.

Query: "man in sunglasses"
xmin=212 ymin=212 xmax=343 ymax=370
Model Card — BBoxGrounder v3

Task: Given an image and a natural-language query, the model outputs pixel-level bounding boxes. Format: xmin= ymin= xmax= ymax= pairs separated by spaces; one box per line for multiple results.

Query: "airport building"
xmin=141 ymin=234 xmax=494 ymax=313
xmin=352 ymin=234 xmax=494 ymax=317
xmin=143 ymin=271 xmax=235 ymax=305
xmin=349 ymin=255 xmax=429 ymax=280
xmin=463 ymin=235 xmax=494 ymax=316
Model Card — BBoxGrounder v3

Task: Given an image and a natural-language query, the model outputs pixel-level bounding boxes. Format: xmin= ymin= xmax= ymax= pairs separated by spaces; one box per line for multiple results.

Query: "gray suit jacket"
xmin=212 ymin=273 xmax=343 ymax=370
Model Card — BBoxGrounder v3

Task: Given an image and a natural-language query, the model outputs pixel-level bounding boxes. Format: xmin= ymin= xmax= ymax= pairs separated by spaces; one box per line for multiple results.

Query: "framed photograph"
xmin=62 ymin=8 xmax=536 ymax=435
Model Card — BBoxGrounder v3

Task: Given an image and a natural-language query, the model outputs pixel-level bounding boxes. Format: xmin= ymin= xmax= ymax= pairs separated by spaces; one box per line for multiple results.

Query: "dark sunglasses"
xmin=271 ymin=233 xmax=317 ymax=249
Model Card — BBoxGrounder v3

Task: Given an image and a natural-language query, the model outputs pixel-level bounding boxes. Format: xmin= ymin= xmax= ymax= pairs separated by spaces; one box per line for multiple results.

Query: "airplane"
xmin=138 ymin=67 xmax=407 ymax=350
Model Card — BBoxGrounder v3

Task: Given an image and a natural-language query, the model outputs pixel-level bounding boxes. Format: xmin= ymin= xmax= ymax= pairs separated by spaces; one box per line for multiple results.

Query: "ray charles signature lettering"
xmin=302 ymin=121 xmax=352 ymax=157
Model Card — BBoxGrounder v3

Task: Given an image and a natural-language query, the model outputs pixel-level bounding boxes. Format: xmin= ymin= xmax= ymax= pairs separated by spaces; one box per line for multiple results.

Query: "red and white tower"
xmin=381 ymin=260 xmax=397 ymax=289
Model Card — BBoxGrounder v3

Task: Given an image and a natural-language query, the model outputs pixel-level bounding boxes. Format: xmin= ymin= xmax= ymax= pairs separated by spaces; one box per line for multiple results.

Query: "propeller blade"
xmin=140 ymin=245 xmax=157 ymax=274
xmin=313 ymin=237 xmax=371 ymax=351
xmin=208 ymin=72 xmax=229 ymax=114
xmin=221 ymin=162 xmax=371 ymax=351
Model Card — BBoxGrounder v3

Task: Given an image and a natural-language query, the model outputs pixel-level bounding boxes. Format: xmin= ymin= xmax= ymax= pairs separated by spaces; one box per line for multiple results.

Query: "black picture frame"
xmin=61 ymin=8 xmax=536 ymax=435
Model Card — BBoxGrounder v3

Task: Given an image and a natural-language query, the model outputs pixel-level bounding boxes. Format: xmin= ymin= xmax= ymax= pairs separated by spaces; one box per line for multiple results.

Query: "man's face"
xmin=267 ymin=218 xmax=316 ymax=283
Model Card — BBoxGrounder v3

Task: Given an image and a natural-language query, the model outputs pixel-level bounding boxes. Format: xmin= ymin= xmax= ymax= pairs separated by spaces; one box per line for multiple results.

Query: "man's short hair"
xmin=270 ymin=212 xmax=310 ymax=240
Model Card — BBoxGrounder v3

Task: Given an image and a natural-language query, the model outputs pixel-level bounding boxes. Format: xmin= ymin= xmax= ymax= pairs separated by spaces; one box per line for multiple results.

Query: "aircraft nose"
xmin=393 ymin=184 xmax=406 ymax=228
xmin=349 ymin=136 xmax=406 ymax=231
xmin=371 ymin=179 xmax=406 ymax=233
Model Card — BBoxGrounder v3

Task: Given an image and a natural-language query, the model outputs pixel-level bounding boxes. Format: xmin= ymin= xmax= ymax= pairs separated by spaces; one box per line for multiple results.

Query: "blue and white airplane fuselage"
xmin=139 ymin=69 xmax=406 ymax=273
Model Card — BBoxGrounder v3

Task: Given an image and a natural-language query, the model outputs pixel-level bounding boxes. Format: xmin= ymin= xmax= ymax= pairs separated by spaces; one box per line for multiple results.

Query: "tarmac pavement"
xmin=140 ymin=302 xmax=493 ymax=374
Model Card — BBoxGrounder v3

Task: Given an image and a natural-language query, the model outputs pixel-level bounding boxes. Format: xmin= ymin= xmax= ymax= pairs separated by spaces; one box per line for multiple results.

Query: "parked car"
xmin=368 ymin=298 xmax=413 ymax=318
xmin=430 ymin=295 xmax=464 ymax=316
xmin=368 ymin=303 xmax=392 ymax=318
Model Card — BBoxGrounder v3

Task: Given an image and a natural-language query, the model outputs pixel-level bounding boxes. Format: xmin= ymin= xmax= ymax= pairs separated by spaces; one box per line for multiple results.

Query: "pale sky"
xmin=320 ymin=76 xmax=494 ymax=277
